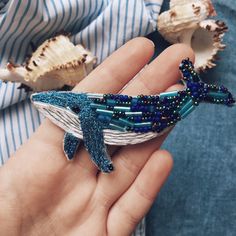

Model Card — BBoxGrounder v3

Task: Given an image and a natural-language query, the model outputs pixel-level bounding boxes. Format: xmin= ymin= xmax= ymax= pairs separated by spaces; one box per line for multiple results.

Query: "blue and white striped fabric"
xmin=0 ymin=0 xmax=163 ymax=235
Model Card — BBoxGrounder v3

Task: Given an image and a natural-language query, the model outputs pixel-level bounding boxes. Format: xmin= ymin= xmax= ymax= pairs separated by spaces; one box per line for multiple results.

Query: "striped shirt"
xmin=0 ymin=1 xmax=163 ymax=235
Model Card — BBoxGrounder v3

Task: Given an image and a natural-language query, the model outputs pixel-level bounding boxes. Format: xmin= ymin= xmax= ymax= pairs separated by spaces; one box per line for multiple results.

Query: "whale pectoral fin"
xmin=85 ymin=141 xmax=114 ymax=173
xmin=90 ymin=144 xmax=114 ymax=173
xmin=79 ymin=111 xmax=114 ymax=173
xmin=63 ymin=132 xmax=81 ymax=160
xmin=82 ymin=127 xmax=114 ymax=173
xmin=71 ymin=94 xmax=114 ymax=173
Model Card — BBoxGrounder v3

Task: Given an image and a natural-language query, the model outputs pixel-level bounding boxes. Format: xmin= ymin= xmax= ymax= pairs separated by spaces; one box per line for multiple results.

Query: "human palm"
xmin=0 ymin=38 xmax=193 ymax=236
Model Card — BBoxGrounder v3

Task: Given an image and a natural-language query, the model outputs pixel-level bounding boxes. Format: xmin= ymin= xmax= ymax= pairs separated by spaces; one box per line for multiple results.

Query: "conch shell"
xmin=0 ymin=35 xmax=96 ymax=91
xmin=158 ymin=0 xmax=228 ymax=71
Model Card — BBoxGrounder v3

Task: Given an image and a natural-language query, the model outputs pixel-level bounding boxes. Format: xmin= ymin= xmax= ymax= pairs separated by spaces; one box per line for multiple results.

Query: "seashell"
xmin=0 ymin=35 xmax=96 ymax=91
xmin=158 ymin=0 xmax=228 ymax=71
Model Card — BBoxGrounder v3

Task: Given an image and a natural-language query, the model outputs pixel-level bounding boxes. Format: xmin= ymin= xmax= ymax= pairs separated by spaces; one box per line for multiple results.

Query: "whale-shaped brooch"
xmin=31 ymin=59 xmax=235 ymax=173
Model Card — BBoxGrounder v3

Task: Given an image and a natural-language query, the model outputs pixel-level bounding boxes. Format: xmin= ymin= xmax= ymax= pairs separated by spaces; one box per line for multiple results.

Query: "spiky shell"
xmin=192 ymin=19 xmax=227 ymax=70
xmin=157 ymin=0 xmax=227 ymax=71
xmin=0 ymin=35 xmax=96 ymax=91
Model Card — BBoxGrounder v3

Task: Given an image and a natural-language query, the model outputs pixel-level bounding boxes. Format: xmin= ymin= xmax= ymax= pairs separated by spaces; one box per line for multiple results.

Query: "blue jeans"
xmin=146 ymin=0 xmax=236 ymax=235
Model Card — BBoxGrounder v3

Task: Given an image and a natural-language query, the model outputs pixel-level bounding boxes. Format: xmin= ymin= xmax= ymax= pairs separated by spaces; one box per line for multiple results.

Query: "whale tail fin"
xmin=179 ymin=58 xmax=201 ymax=83
xmin=203 ymin=85 xmax=235 ymax=106
xmin=179 ymin=58 xmax=235 ymax=107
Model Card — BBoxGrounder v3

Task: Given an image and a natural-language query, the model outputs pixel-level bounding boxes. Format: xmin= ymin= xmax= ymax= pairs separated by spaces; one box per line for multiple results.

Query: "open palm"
xmin=0 ymin=38 xmax=193 ymax=236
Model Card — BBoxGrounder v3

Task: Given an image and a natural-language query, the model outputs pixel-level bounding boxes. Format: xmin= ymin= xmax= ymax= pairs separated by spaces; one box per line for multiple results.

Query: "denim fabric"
xmin=146 ymin=1 xmax=236 ymax=235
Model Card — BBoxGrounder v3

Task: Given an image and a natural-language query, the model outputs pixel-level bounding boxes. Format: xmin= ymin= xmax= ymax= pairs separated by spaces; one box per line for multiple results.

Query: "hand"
xmin=0 ymin=38 xmax=194 ymax=236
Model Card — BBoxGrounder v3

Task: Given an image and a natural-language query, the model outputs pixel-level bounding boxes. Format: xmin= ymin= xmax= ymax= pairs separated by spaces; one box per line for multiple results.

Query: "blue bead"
xmin=134 ymin=128 xmax=139 ymax=132
xmin=131 ymin=98 xmax=138 ymax=105
xmin=219 ymin=85 xmax=228 ymax=92
xmin=183 ymin=71 xmax=190 ymax=77
xmin=193 ymin=92 xmax=199 ymax=98
xmin=139 ymin=106 xmax=143 ymax=111
xmin=134 ymin=117 xmax=142 ymax=122
xmin=153 ymin=117 xmax=160 ymax=122
xmin=192 ymin=86 xmax=198 ymax=91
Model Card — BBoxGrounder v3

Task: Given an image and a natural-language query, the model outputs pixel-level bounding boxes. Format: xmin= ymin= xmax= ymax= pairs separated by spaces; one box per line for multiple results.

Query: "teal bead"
xmin=87 ymin=93 xmax=104 ymax=99
xmin=181 ymin=105 xmax=196 ymax=119
xmin=119 ymin=118 xmax=134 ymax=127
xmin=179 ymin=98 xmax=194 ymax=115
xmin=91 ymin=103 xmax=107 ymax=110
xmin=106 ymin=99 xmax=116 ymax=106
xmin=208 ymin=91 xmax=228 ymax=99
xmin=108 ymin=123 xmax=127 ymax=132
xmin=96 ymin=109 xmax=113 ymax=117
xmin=125 ymin=111 xmax=143 ymax=116
xmin=114 ymin=106 xmax=131 ymax=112
xmin=134 ymin=122 xmax=152 ymax=127
xmin=159 ymin=91 xmax=178 ymax=99
xmin=110 ymin=118 xmax=126 ymax=127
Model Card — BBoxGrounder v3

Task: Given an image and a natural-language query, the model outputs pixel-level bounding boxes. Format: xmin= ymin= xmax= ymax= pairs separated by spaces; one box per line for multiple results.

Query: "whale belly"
xmin=33 ymin=102 xmax=169 ymax=146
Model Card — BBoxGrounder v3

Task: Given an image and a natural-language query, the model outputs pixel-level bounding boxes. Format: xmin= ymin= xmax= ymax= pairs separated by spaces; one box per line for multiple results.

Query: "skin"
xmin=0 ymin=38 xmax=194 ymax=236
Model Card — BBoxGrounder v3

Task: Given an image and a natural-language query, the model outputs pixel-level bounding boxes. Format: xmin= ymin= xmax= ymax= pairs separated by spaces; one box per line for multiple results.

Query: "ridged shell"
xmin=0 ymin=35 xmax=96 ymax=91
xmin=158 ymin=0 xmax=227 ymax=71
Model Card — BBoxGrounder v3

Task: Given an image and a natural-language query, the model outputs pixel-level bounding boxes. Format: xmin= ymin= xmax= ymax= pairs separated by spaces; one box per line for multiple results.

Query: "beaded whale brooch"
xmin=31 ymin=59 xmax=235 ymax=173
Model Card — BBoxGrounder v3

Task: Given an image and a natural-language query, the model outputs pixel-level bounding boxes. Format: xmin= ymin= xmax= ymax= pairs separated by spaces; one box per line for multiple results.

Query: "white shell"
xmin=158 ymin=0 xmax=227 ymax=71
xmin=0 ymin=35 xmax=96 ymax=91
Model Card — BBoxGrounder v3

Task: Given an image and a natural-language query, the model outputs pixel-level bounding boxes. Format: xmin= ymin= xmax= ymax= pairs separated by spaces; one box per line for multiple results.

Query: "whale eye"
xmin=70 ymin=105 xmax=80 ymax=114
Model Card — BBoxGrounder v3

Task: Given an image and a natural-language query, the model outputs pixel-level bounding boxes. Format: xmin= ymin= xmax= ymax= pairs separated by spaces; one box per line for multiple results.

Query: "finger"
xmin=107 ymin=150 xmax=173 ymax=236
xmin=122 ymin=43 xmax=194 ymax=95
xmin=97 ymin=44 xmax=193 ymax=200
xmin=167 ymin=84 xmax=184 ymax=92
xmin=73 ymin=37 xmax=155 ymax=93
xmin=33 ymin=37 xmax=155 ymax=175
